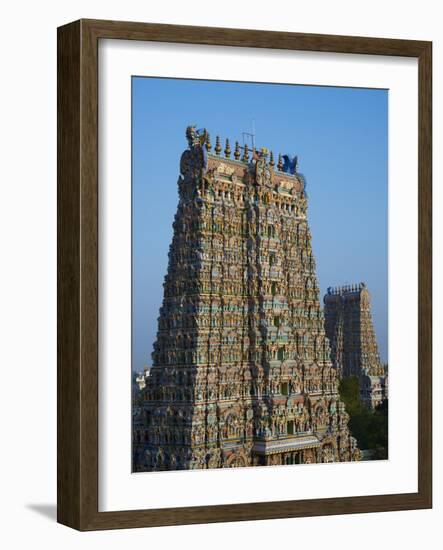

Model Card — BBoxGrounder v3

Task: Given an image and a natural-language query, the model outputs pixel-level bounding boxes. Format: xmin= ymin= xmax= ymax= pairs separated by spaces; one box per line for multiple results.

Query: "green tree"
xmin=339 ymin=376 xmax=388 ymax=459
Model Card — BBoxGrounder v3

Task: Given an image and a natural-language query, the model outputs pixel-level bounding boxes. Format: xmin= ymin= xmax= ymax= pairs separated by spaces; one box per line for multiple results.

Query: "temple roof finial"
xmin=215 ymin=135 xmax=222 ymax=156
xmin=234 ymin=141 xmax=240 ymax=160
xmin=269 ymin=151 xmax=275 ymax=168
xmin=242 ymin=143 xmax=249 ymax=162
xmin=224 ymin=138 xmax=231 ymax=158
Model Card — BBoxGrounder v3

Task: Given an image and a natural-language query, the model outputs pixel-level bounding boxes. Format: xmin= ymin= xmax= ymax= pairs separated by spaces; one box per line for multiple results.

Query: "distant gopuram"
xmin=324 ymin=284 xmax=388 ymax=408
xmin=133 ymin=126 xmax=360 ymax=471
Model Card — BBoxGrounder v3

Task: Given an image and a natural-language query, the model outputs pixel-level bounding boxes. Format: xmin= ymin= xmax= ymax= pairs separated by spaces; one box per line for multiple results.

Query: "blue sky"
xmin=132 ymin=77 xmax=388 ymax=371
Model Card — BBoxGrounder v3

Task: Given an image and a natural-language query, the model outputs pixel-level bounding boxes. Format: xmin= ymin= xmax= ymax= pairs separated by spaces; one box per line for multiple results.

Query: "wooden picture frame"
xmin=57 ymin=18 xmax=432 ymax=530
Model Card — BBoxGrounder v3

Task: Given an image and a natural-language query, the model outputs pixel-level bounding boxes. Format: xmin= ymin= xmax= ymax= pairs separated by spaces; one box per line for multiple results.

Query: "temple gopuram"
xmin=133 ymin=126 xmax=360 ymax=471
xmin=324 ymin=284 xmax=388 ymax=409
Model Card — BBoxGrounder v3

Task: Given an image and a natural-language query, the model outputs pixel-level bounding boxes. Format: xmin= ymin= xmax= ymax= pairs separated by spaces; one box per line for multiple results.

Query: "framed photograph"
xmin=57 ymin=19 xmax=432 ymax=530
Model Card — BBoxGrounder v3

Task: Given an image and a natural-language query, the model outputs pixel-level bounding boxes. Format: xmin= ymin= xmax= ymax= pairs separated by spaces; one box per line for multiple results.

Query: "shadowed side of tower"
xmin=133 ymin=126 xmax=360 ymax=471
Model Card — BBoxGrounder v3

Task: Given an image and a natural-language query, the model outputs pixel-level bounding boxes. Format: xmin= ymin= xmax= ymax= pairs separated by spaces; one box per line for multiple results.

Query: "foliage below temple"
xmin=339 ymin=376 xmax=388 ymax=459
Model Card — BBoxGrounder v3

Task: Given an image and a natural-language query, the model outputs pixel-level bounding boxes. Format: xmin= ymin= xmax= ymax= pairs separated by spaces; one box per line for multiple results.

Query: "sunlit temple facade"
xmin=133 ymin=126 xmax=360 ymax=471
xmin=324 ymin=283 xmax=388 ymax=409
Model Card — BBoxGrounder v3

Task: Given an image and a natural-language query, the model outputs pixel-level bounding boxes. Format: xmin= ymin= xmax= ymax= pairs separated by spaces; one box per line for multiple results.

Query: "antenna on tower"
xmin=242 ymin=120 xmax=256 ymax=150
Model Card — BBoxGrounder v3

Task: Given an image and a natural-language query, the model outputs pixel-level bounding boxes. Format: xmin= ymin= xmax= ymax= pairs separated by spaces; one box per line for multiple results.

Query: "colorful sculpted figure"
xmin=282 ymin=154 xmax=298 ymax=174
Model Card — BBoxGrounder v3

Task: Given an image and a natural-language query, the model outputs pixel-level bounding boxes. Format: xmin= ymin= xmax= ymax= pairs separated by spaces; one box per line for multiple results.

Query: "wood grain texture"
xmin=57 ymin=20 xmax=81 ymax=528
xmin=83 ymin=18 xmax=429 ymax=56
xmin=57 ymin=19 xmax=432 ymax=531
xmin=417 ymin=41 xmax=432 ymax=507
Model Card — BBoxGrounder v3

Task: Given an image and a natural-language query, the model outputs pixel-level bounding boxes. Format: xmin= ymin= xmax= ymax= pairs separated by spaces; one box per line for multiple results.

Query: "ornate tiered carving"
xmin=132 ymin=126 xmax=360 ymax=471
xmin=324 ymin=283 xmax=388 ymax=408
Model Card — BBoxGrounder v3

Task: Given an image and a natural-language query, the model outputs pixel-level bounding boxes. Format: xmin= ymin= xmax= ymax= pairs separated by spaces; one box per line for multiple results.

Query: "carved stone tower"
xmin=133 ymin=126 xmax=360 ymax=471
xmin=324 ymin=283 xmax=388 ymax=408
